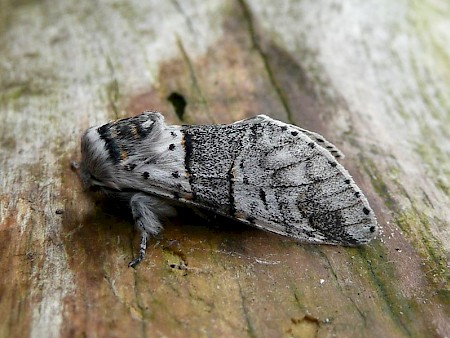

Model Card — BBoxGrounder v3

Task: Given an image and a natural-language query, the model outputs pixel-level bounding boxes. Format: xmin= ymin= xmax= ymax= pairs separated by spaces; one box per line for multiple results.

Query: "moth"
xmin=79 ymin=112 xmax=377 ymax=267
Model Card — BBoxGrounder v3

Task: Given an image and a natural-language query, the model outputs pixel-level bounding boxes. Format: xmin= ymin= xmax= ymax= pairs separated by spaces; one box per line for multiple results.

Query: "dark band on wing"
xmin=227 ymin=164 xmax=237 ymax=216
xmin=182 ymin=129 xmax=196 ymax=201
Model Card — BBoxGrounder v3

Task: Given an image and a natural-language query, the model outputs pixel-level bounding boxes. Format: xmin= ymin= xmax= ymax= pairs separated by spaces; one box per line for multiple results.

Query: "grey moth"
xmin=79 ymin=112 xmax=378 ymax=267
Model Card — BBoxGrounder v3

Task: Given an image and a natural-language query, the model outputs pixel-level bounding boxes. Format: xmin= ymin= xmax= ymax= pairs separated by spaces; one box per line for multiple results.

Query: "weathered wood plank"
xmin=0 ymin=0 xmax=449 ymax=337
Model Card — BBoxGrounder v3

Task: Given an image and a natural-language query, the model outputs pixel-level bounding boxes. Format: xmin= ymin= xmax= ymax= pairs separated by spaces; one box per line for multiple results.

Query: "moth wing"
xmin=98 ymin=112 xmax=376 ymax=246
xmin=254 ymin=115 xmax=345 ymax=159
xmin=295 ymin=128 xmax=345 ymax=159
xmin=231 ymin=116 xmax=377 ymax=246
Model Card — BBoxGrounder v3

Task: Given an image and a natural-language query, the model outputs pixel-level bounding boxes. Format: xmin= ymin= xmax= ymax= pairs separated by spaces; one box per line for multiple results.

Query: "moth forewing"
xmin=224 ymin=115 xmax=376 ymax=246
xmin=79 ymin=112 xmax=378 ymax=267
xmin=252 ymin=115 xmax=346 ymax=159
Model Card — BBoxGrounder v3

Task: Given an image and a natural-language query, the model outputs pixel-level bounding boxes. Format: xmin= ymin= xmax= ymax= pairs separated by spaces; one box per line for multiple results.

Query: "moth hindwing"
xmin=80 ymin=112 xmax=378 ymax=267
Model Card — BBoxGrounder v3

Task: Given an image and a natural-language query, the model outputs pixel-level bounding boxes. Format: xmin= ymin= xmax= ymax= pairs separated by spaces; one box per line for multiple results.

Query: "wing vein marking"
xmin=327 ymin=200 xmax=361 ymax=213
xmin=269 ymin=172 xmax=342 ymax=188
xmin=311 ymin=186 xmax=354 ymax=201
xmin=273 ymin=153 xmax=321 ymax=172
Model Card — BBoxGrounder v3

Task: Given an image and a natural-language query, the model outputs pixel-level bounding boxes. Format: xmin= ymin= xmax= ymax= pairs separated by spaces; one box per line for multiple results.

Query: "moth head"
xmin=80 ymin=126 xmax=119 ymax=191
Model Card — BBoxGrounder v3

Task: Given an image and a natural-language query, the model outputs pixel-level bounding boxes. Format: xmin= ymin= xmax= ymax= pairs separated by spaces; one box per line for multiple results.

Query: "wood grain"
xmin=1 ymin=1 xmax=449 ymax=337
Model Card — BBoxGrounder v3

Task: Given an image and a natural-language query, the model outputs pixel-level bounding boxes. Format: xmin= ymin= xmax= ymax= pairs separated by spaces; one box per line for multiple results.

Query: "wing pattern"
xmin=182 ymin=115 xmax=377 ymax=245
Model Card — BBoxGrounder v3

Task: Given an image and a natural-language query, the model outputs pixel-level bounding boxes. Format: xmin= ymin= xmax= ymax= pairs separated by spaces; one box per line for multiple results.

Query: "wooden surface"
xmin=1 ymin=0 xmax=449 ymax=337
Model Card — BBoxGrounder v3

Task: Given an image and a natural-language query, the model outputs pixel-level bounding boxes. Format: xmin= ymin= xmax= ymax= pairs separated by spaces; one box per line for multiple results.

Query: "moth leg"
xmin=128 ymin=193 xmax=165 ymax=268
xmin=128 ymin=231 xmax=148 ymax=268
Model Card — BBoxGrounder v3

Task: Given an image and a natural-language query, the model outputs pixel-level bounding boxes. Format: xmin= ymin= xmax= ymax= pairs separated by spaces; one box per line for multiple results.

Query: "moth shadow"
xmin=63 ymin=191 xmax=280 ymax=269
xmin=62 ymin=192 xmax=136 ymax=270
xmin=169 ymin=206 xmax=273 ymax=255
